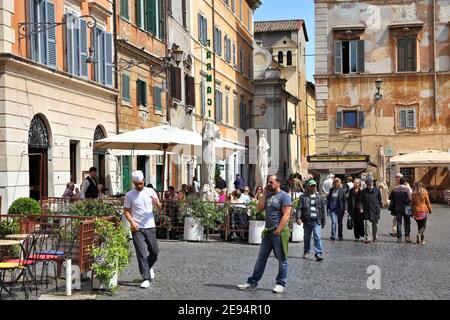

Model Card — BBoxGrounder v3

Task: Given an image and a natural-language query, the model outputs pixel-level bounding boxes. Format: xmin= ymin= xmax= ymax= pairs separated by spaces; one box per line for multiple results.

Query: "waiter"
xmin=124 ymin=170 xmax=162 ymax=289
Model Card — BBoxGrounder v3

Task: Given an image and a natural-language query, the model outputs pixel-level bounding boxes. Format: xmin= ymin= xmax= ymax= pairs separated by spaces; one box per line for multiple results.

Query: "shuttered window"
xmin=225 ymin=92 xmax=230 ymax=124
xmin=185 ymin=75 xmax=195 ymax=107
xmin=137 ymin=79 xmax=147 ymax=107
xmin=239 ymin=47 xmax=244 ymax=73
xmin=65 ymin=14 xmax=88 ymax=78
xmin=233 ymin=95 xmax=238 ymax=127
xmin=145 ymin=0 xmax=157 ymax=34
xmin=214 ymin=27 xmax=222 ymax=56
xmin=198 ymin=14 xmax=208 ymax=46
xmin=336 ymin=110 xmax=365 ymax=128
xmin=224 ymin=35 xmax=231 ymax=62
xmin=399 ymin=109 xmax=416 ymax=128
xmin=397 ymin=38 xmax=416 ymax=72
xmin=94 ymin=28 xmax=113 ymax=87
xmin=232 ymin=42 xmax=237 ymax=66
xmin=158 ymin=0 xmax=165 ymax=39
xmin=29 ymin=0 xmax=56 ymax=68
xmin=154 ymin=86 xmax=162 ymax=112
xmin=122 ymin=74 xmax=131 ymax=102
xmin=215 ymin=89 xmax=223 ymax=123
xmin=136 ymin=0 xmax=143 ymax=27
xmin=335 ymin=40 xmax=364 ymax=74
xmin=120 ymin=0 xmax=129 ymax=20
xmin=200 ymin=79 xmax=206 ymax=117
xmin=170 ymin=67 xmax=182 ymax=101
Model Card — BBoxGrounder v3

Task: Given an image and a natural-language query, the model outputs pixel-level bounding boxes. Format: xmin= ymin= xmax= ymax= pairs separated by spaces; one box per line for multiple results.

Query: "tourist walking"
xmin=80 ymin=167 xmax=98 ymax=199
xmin=348 ymin=178 xmax=365 ymax=241
xmin=296 ymin=180 xmax=326 ymax=261
xmin=411 ymin=182 xmax=432 ymax=244
xmin=360 ymin=178 xmax=382 ymax=243
xmin=238 ymin=175 xmax=292 ymax=294
xmin=389 ymin=173 xmax=412 ymax=236
xmin=123 ymin=170 xmax=162 ymax=289
xmin=327 ymin=178 xmax=348 ymax=241
xmin=389 ymin=177 xmax=412 ymax=243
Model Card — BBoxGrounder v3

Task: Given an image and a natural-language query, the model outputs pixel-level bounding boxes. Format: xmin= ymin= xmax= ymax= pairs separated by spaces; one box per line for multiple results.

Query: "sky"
xmin=254 ymin=0 xmax=315 ymax=83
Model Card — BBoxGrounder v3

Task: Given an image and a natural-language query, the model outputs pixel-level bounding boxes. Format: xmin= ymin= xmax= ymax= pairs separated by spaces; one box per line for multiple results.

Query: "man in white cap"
xmin=124 ymin=170 xmax=162 ymax=289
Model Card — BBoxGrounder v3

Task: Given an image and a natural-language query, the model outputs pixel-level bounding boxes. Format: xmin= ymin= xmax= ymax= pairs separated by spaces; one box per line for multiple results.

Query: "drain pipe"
xmin=432 ymin=0 xmax=438 ymax=123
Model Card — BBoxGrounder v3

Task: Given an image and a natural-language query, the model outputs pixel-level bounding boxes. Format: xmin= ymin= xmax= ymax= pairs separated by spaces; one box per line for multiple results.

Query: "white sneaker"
xmin=237 ymin=283 xmax=256 ymax=291
xmin=272 ymin=284 xmax=285 ymax=294
xmin=140 ymin=280 xmax=151 ymax=289
xmin=150 ymin=268 xmax=155 ymax=280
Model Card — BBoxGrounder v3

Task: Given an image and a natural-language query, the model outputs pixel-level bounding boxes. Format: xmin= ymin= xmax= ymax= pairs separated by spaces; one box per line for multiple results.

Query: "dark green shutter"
xmin=145 ymin=0 xmax=156 ymax=34
xmin=154 ymin=86 xmax=162 ymax=111
xmin=357 ymin=40 xmax=365 ymax=73
xmin=357 ymin=111 xmax=365 ymax=128
xmin=335 ymin=41 xmax=342 ymax=74
xmin=121 ymin=0 xmax=129 ymax=19
xmin=136 ymin=0 xmax=142 ymax=27
xmin=158 ymin=0 xmax=165 ymax=39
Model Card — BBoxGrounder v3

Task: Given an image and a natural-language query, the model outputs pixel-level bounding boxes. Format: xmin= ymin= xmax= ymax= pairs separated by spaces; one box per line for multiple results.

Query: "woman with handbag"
xmin=411 ymin=182 xmax=432 ymax=244
xmin=348 ymin=179 xmax=365 ymax=241
xmin=388 ymin=177 xmax=412 ymax=243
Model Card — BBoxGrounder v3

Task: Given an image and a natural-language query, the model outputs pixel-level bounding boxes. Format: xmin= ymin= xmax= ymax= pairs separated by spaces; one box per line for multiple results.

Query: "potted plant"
xmin=182 ymin=199 xmax=225 ymax=242
xmin=89 ymin=219 xmax=130 ymax=291
xmin=248 ymin=201 xmax=266 ymax=245
xmin=291 ymin=198 xmax=304 ymax=242
xmin=7 ymin=197 xmax=41 ymax=233
xmin=0 ymin=218 xmax=20 ymax=258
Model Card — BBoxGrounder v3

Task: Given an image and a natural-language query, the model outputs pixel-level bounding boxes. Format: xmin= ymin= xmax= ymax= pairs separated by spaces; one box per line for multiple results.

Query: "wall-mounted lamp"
xmin=375 ymin=78 xmax=383 ymax=101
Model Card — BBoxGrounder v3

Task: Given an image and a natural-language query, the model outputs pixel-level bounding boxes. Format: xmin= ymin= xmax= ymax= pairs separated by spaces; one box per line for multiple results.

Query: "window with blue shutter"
xmin=46 ymin=0 xmax=57 ymax=68
xmin=65 ymin=13 xmax=74 ymax=75
xmin=122 ymin=74 xmax=130 ymax=102
xmin=105 ymin=32 xmax=113 ymax=87
xmin=79 ymin=19 xmax=88 ymax=78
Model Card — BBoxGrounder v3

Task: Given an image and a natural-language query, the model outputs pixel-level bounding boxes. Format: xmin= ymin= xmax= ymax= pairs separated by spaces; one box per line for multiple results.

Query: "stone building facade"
xmin=314 ymin=0 xmax=450 ymax=188
xmin=0 ymin=0 xmax=118 ymax=210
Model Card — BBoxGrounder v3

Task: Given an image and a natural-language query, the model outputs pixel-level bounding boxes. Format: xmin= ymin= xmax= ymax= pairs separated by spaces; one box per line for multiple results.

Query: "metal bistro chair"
xmin=29 ymin=221 xmax=79 ymax=291
xmin=0 ymin=233 xmax=40 ymax=299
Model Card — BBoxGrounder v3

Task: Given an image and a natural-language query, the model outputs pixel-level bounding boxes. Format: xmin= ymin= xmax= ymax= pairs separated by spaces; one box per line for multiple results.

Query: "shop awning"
xmin=307 ymin=155 xmax=372 ymax=175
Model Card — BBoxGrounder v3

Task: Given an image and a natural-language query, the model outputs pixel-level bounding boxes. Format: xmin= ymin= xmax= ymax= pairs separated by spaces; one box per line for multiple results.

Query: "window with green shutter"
xmin=122 ymin=74 xmax=131 ymax=102
xmin=154 ymin=86 xmax=162 ymax=112
xmin=120 ymin=0 xmax=129 ymax=20
xmin=136 ymin=0 xmax=143 ymax=27
xmin=137 ymin=79 xmax=147 ymax=107
xmin=145 ymin=0 xmax=157 ymax=34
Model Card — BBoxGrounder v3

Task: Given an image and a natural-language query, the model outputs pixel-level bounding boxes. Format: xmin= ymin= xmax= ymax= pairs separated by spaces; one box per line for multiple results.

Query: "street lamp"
xmin=375 ymin=78 xmax=383 ymax=101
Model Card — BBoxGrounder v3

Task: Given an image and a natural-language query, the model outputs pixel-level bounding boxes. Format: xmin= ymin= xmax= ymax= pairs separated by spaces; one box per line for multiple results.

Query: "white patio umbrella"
xmin=389 ymin=150 xmax=450 ymax=166
xmin=256 ymin=133 xmax=270 ymax=188
xmin=94 ymin=125 xmax=203 ymax=193
xmin=200 ymin=121 xmax=219 ymax=201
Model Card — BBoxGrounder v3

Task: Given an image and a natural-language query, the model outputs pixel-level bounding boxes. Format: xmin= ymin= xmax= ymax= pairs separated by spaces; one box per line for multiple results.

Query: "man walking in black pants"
xmin=124 ymin=170 xmax=162 ymax=289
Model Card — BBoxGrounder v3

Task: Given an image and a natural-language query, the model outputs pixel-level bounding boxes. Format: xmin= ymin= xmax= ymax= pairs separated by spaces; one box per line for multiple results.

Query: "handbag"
xmin=347 ymin=214 xmax=353 ymax=230
xmin=404 ymin=205 xmax=412 ymax=216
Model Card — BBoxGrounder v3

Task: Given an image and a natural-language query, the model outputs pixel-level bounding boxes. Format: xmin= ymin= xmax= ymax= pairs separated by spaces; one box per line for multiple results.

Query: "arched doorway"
xmin=93 ymin=126 xmax=106 ymax=186
xmin=28 ymin=115 xmax=50 ymax=201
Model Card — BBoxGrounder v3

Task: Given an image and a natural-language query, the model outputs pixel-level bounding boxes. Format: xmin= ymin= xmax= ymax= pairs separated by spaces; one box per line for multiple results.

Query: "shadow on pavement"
xmin=203 ymin=283 xmax=273 ymax=293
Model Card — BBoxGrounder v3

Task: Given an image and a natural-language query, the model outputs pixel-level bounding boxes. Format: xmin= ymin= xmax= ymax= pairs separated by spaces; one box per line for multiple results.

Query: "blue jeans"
xmin=303 ymin=219 xmax=323 ymax=256
xmin=247 ymin=232 xmax=288 ymax=287
xmin=330 ymin=210 xmax=337 ymax=239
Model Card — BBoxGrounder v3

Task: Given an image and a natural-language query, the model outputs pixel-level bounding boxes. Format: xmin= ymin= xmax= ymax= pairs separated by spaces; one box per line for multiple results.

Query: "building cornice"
xmin=0 ymin=53 xmax=118 ymax=97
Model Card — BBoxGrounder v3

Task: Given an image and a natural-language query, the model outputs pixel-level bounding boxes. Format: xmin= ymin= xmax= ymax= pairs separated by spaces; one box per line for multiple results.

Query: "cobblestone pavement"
xmin=99 ymin=205 xmax=450 ymax=300
xmin=6 ymin=206 xmax=447 ymax=300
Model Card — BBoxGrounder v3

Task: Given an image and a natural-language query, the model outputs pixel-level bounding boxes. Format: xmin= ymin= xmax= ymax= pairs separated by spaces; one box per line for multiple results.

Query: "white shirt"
xmin=322 ymin=178 xmax=333 ymax=194
xmin=193 ymin=181 xmax=200 ymax=192
xmin=124 ymin=187 xmax=158 ymax=229
xmin=240 ymin=194 xmax=252 ymax=204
